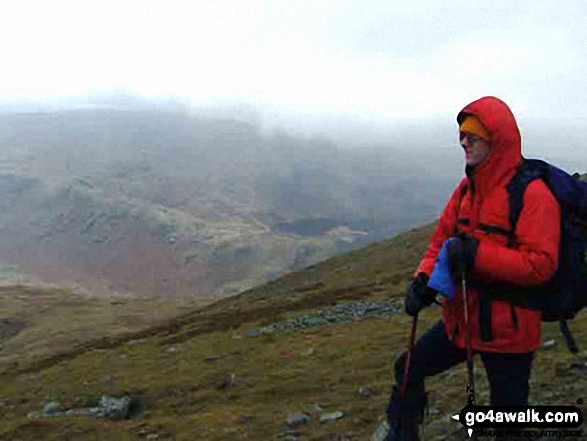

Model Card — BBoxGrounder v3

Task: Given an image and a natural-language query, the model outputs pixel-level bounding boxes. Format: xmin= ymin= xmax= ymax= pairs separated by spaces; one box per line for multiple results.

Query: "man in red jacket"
xmin=385 ymin=96 xmax=561 ymax=440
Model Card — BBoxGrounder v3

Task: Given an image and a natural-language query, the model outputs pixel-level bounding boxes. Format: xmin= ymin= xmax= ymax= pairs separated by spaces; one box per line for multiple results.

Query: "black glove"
xmin=404 ymin=273 xmax=437 ymax=316
xmin=447 ymin=233 xmax=479 ymax=280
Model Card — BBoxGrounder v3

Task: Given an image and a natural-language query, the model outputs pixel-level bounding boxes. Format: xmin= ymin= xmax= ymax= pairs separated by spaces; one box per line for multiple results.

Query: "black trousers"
xmin=395 ymin=320 xmax=534 ymax=406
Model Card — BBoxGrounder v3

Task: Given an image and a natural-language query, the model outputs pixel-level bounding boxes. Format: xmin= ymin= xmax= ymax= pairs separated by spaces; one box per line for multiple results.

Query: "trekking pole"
xmin=400 ymin=314 xmax=418 ymax=397
xmin=461 ymin=270 xmax=476 ymax=405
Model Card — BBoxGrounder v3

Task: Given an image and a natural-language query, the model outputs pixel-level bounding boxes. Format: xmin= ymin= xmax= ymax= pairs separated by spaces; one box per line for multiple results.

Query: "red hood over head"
xmin=457 ymin=96 xmax=523 ymax=192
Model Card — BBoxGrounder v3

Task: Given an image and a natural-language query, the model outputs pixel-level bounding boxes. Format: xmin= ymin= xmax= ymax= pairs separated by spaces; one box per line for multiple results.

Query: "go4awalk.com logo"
xmin=451 ymin=399 xmax=584 ymax=438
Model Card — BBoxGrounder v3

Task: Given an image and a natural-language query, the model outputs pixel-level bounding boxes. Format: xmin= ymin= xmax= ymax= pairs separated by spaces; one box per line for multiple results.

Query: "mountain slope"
xmin=0 ymin=109 xmax=457 ymax=297
xmin=0 ymin=221 xmax=585 ymax=440
xmin=0 ymin=223 xmax=436 ymax=377
xmin=0 ymin=174 xmax=343 ymax=297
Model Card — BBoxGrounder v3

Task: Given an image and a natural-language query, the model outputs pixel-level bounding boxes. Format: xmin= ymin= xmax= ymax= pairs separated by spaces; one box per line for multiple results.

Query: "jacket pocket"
xmin=489 ymin=300 xmax=517 ymax=343
xmin=510 ymin=304 xmax=518 ymax=331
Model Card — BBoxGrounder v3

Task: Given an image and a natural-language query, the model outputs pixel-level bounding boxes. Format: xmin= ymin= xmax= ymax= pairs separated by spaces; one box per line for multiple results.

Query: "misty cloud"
xmin=0 ymin=1 xmax=585 ymax=122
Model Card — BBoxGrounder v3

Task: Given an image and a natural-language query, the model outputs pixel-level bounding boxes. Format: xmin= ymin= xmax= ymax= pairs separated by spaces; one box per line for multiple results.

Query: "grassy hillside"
xmin=0 ymin=222 xmax=585 ymax=440
xmin=0 ymin=284 xmax=226 ymax=376
xmin=0 ymin=223 xmax=435 ymax=378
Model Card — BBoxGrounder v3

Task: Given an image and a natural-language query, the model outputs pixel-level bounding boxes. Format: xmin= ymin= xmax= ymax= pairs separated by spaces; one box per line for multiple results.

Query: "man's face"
xmin=460 ymin=132 xmax=492 ymax=167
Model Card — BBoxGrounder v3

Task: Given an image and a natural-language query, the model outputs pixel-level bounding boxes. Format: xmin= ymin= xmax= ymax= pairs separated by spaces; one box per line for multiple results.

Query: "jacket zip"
xmin=469 ymin=177 xmax=478 ymax=231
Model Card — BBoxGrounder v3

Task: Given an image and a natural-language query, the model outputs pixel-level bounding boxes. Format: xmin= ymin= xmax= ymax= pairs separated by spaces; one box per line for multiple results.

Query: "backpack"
xmin=463 ymin=159 xmax=587 ymax=353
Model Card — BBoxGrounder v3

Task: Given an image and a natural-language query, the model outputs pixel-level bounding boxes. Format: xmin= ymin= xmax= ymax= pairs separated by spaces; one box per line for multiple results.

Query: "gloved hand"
xmin=447 ymin=233 xmax=479 ymax=280
xmin=405 ymin=272 xmax=437 ymax=316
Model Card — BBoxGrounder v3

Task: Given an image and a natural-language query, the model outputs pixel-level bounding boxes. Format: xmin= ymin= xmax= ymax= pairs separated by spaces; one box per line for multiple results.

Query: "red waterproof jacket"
xmin=415 ymin=96 xmax=561 ymax=353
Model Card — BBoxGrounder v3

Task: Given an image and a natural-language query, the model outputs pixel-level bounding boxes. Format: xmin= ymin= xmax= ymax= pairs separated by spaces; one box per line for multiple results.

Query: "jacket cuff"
xmin=414 ymin=263 xmax=433 ymax=279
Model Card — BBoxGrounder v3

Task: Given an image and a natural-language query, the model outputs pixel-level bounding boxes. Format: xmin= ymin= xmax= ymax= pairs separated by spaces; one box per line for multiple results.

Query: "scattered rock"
xmin=570 ymin=361 xmax=587 ymax=375
xmin=204 ymin=355 xmax=222 ymax=362
xmin=165 ymin=346 xmax=177 ymax=353
xmin=309 ymin=404 xmax=324 ymax=414
xmin=237 ymin=414 xmax=252 ymax=424
xmin=353 ymin=416 xmax=373 ymax=426
xmin=541 ymin=339 xmax=557 ymax=350
xmin=0 ymin=318 xmax=26 ymax=340
xmin=100 ymin=395 xmax=133 ymax=420
xmin=249 ymin=300 xmax=402 ymax=336
xmin=146 ymin=434 xmax=159 ymax=441
xmin=75 ymin=396 xmax=101 ymax=408
xmin=126 ymin=338 xmax=147 ymax=345
xmin=320 ymin=411 xmax=344 ymax=423
xmin=18 ymin=372 xmax=41 ymax=382
xmin=286 ymin=413 xmax=310 ymax=426
xmin=216 ymin=373 xmax=236 ymax=390
xmin=27 ymin=412 xmax=41 ymax=419
xmin=307 ymin=347 xmax=317 ymax=355
xmin=357 ymin=386 xmax=371 ymax=398
xmin=248 ymin=328 xmax=264 ymax=337
xmin=102 ymin=374 xmax=117 ymax=384
xmin=371 ymin=416 xmax=390 ymax=441
xmin=43 ymin=401 xmax=60 ymax=415
xmin=278 ymin=427 xmax=302 ymax=441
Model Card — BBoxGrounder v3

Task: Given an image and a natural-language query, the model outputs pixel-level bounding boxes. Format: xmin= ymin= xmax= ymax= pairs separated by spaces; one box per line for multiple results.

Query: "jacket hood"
xmin=457 ymin=96 xmax=523 ymax=193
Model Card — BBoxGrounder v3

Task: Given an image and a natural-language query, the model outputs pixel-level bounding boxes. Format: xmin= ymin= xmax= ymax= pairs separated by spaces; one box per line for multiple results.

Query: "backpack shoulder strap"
xmin=506 ymin=159 xmax=546 ymax=237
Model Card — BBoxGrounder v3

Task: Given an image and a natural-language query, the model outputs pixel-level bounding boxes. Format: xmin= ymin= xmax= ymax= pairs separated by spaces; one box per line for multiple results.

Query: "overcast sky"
xmin=1 ymin=0 xmax=586 ymax=124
